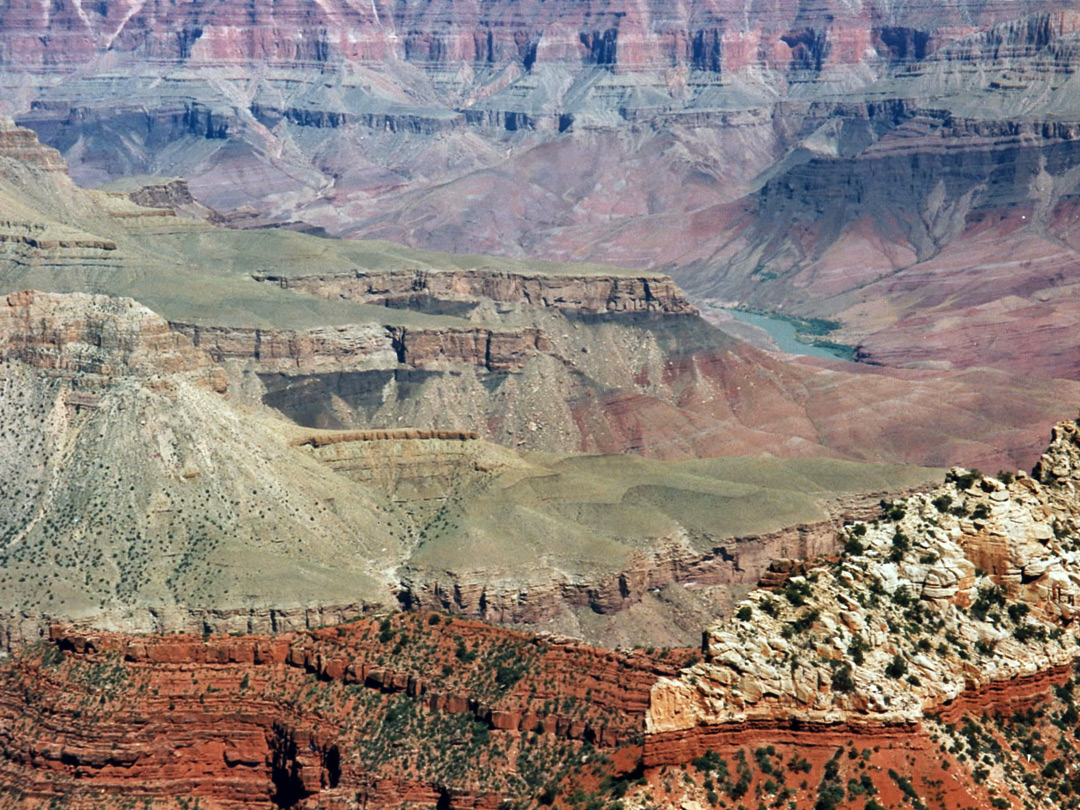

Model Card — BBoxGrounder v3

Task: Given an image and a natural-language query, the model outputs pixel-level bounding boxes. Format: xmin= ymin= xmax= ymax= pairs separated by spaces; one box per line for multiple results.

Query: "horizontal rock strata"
xmin=645 ymin=416 xmax=1080 ymax=765
xmin=253 ymin=270 xmax=696 ymax=315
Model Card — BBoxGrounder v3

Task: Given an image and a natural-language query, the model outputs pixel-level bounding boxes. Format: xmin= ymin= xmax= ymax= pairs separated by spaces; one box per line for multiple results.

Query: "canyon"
xmin=2 ymin=0 xmax=1079 ymax=382
xmin=1 ymin=115 xmax=1074 ymax=473
xmin=8 ymin=418 xmax=1080 ymax=808
xmin=3 ymin=4 xmax=1080 ymax=804
xmin=10 ymin=117 xmax=1080 ymax=655
xmin=0 ymin=280 xmax=943 ymax=650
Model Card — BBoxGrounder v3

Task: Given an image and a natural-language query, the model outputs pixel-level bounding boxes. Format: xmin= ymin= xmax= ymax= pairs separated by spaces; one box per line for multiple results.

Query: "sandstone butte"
xmin=8 ymin=419 xmax=1080 ymax=808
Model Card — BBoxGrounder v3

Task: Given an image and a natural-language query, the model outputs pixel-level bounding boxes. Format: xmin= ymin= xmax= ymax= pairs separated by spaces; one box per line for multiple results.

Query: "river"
xmin=726 ymin=309 xmax=852 ymax=361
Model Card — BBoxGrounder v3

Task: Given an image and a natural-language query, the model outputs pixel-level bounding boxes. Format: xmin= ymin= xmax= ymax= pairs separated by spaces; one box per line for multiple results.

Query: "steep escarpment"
xmin=0 ymin=290 xmax=225 ymax=385
xmin=6 ymin=0 xmax=1066 ymax=72
xmin=0 ymin=613 xmax=695 ymax=809
xmin=0 ymin=117 xmax=65 ymax=171
xmin=234 ymin=304 xmax=1080 ymax=470
xmin=668 ymin=14 xmax=1080 ymax=380
xmin=171 ymin=320 xmax=552 ymax=373
xmin=253 ymin=269 xmax=695 ymax=316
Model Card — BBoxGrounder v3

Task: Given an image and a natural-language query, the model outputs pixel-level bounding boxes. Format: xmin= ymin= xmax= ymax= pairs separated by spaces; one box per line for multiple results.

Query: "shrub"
xmin=378 ymin=618 xmax=394 ymax=644
xmin=1007 ymin=603 xmax=1029 ymax=624
xmin=888 ymin=530 xmax=910 ymax=562
xmin=932 ymin=494 xmax=953 ymax=512
xmin=692 ymin=749 xmax=723 ymax=774
xmin=832 ymin=665 xmax=856 ymax=693
xmin=885 ymin=655 xmax=907 ymax=679
xmin=971 ymin=584 xmax=1006 ymax=622
xmin=949 ymin=469 xmax=982 ymax=490
xmin=791 ymin=609 xmax=820 ymax=634
xmin=784 ymin=579 xmax=813 ymax=607
xmin=848 ymin=636 xmax=869 ymax=666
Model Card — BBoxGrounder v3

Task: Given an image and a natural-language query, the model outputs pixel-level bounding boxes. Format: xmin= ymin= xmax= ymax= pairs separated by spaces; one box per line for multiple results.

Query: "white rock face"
xmin=648 ymin=420 xmax=1080 ymax=735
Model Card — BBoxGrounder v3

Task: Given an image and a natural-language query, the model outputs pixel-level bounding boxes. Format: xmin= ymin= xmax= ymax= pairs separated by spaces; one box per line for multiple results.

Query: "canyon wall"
xmin=7 ymin=1 xmax=1080 ymax=385
xmin=1 ymin=603 xmax=1077 ymax=809
xmin=644 ymin=417 xmax=1080 ymax=784
xmin=254 ymin=270 xmax=696 ymax=316
xmin=0 ymin=614 xmax=694 ymax=809
xmin=0 ymin=290 xmax=225 ymax=386
xmin=9 ymin=0 xmax=1071 ymax=71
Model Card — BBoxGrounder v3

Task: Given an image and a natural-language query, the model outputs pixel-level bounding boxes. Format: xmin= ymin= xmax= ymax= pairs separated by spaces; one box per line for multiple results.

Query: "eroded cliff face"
xmin=3 ymin=606 xmax=1080 ymax=810
xmin=0 ymin=117 xmax=65 ymax=171
xmin=0 ymin=613 xmax=694 ymax=809
xmin=645 ymin=417 xmax=1080 ymax=768
xmin=8 ymin=0 xmax=1062 ymax=72
xmin=254 ymin=269 xmax=696 ymax=316
xmin=0 ymin=290 xmax=225 ymax=386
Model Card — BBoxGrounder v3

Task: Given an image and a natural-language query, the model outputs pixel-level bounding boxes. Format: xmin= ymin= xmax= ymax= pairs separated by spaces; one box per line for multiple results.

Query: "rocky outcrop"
xmin=170 ymin=320 xmax=552 ymax=373
xmin=253 ymin=269 xmax=696 ymax=316
xmin=118 ymin=177 xmax=221 ymax=221
xmin=0 ymin=291 xmax=226 ymax=389
xmin=397 ymin=326 xmax=552 ymax=371
xmin=644 ymin=416 xmax=1080 ymax=764
xmin=0 ymin=614 xmax=694 ymax=808
xmin=169 ymin=321 xmax=399 ymax=371
xmin=293 ymin=429 xmax=480 ymax=447
xmin=0 ymin=117 xmax=65 ymax=171
xmin=0 ymin=603 xmax=379 ymax=653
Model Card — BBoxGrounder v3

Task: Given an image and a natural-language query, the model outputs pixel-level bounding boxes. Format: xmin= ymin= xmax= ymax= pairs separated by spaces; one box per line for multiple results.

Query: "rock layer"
xmin=254 ymin=270 xmax=696 ymax=316
xmin=0 ymin=603 xmax=1078 ymax=809
xmin=0 ymin=290 xmax=225 ymax=387
xmin=646 ymin=416 xmax=1080 ymax=764
xmin=0 ymin=613 xmax=694 ymax=808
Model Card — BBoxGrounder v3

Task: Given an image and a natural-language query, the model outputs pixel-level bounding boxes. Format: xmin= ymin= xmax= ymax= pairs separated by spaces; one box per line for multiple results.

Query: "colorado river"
xmin=726 ymin=310 xmax=852 ymax=361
